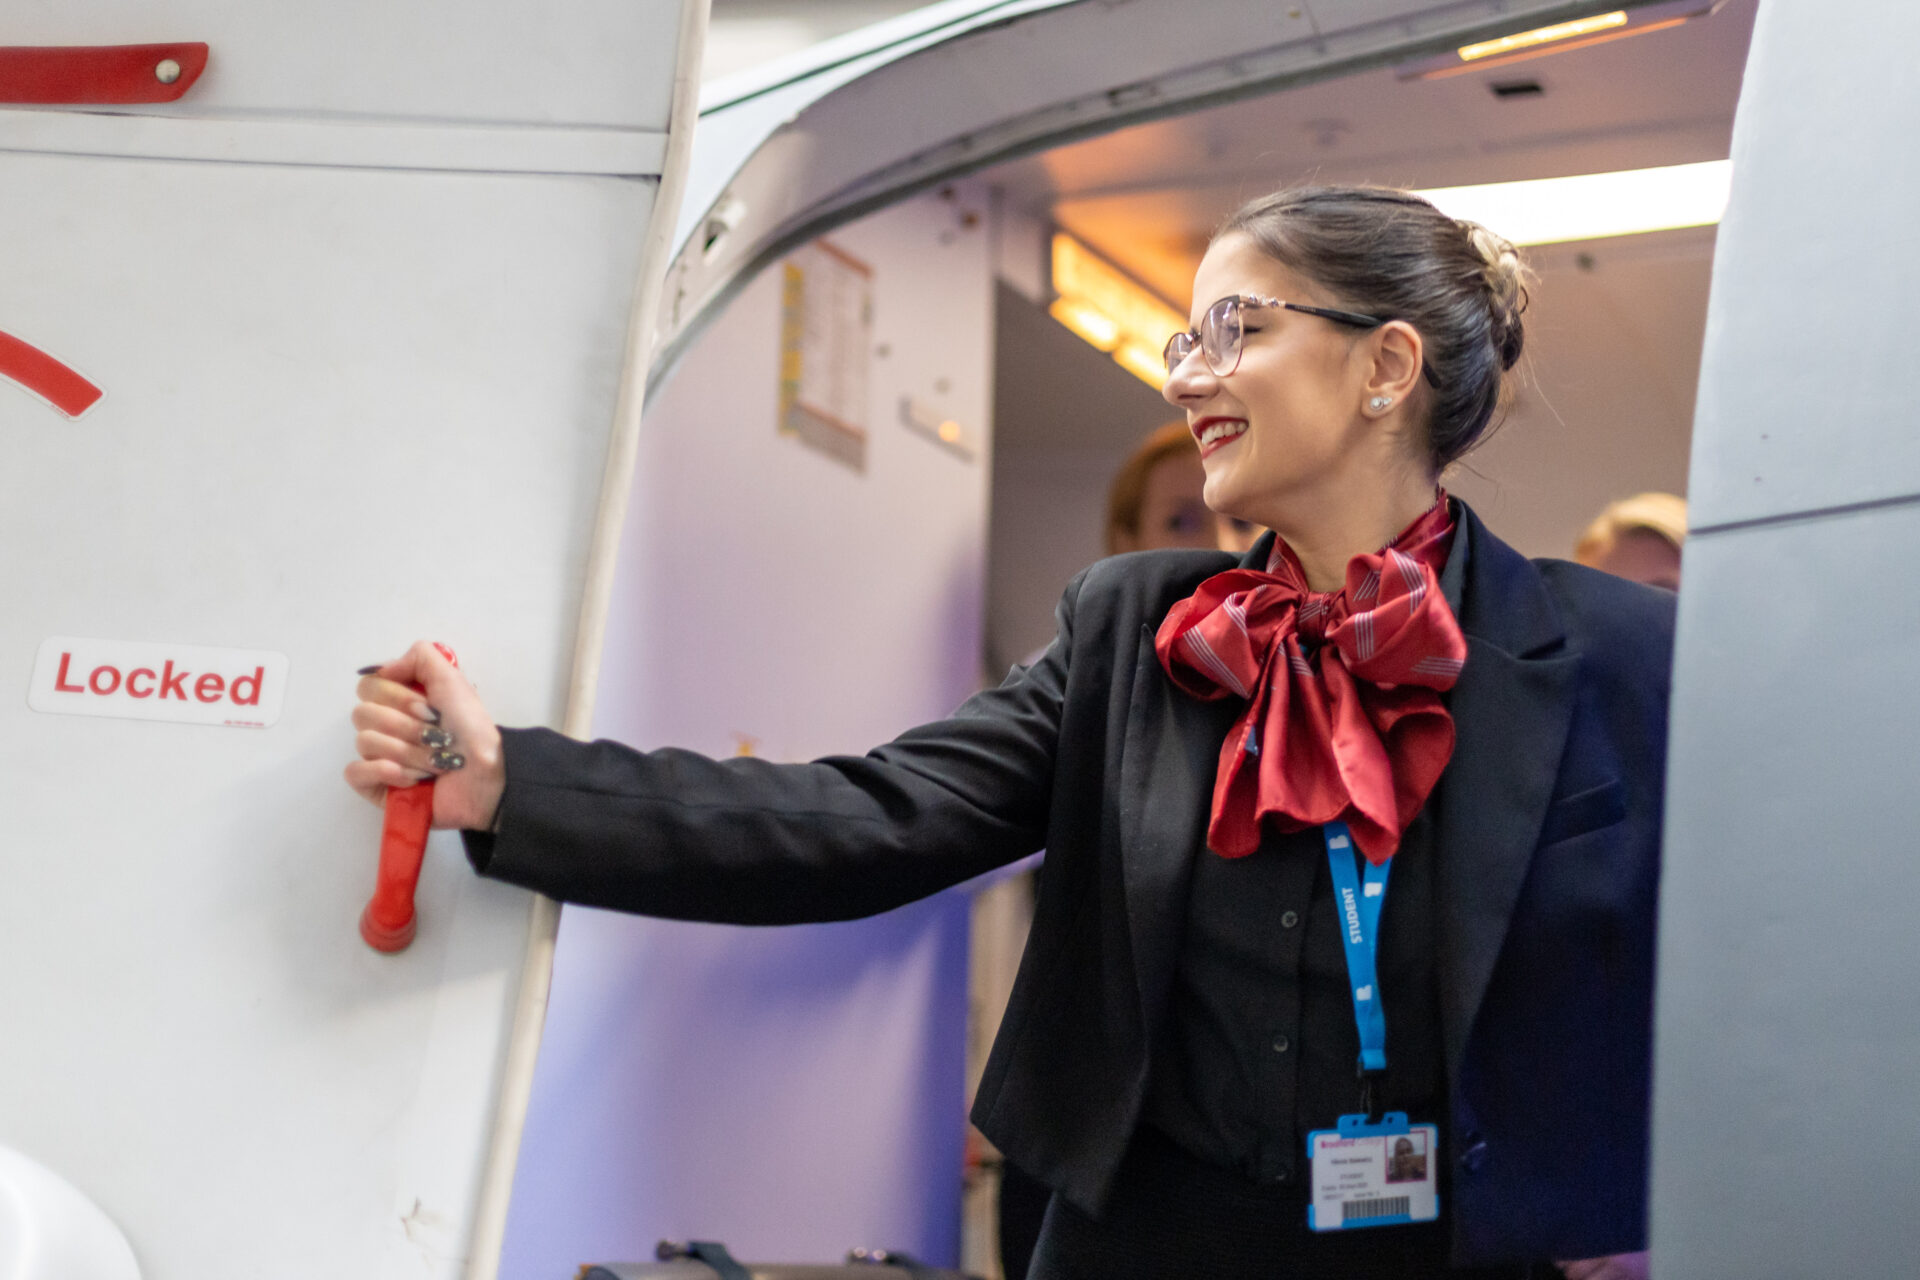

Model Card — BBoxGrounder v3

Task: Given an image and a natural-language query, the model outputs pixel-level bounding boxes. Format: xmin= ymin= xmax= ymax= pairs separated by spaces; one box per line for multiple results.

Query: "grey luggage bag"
xmin=581 ymin=1240 xmax=978 ymax=1280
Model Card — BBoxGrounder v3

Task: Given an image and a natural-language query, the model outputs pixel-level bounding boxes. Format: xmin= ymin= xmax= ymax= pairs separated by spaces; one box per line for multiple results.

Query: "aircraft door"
xmin=0 ymin=4 xmax=705 ymax=1276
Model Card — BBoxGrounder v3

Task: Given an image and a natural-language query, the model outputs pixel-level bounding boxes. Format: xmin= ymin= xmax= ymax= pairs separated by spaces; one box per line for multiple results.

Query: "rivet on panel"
xmin=155 ymin=59 xmax=183 ymax=85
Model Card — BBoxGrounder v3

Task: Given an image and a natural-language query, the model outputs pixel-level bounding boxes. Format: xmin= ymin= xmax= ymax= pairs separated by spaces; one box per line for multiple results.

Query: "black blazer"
xmin=467 ymin=503 xmax=1674 ymax=1266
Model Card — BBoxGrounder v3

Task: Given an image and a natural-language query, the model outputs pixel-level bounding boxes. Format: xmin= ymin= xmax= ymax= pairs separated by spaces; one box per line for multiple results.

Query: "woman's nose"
xmin=1162 ymin=349 xmax=1217 ymax=407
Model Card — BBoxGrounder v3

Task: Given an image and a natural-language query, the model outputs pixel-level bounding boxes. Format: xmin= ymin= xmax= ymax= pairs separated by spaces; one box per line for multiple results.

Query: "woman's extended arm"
xmin=347 ymin=582 xmax=1081 ymax=926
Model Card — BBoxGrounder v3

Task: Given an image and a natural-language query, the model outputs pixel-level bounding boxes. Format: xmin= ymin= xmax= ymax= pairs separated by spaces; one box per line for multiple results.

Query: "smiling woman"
xmin=349 ymin=182 xmax=1672 ymax=1280
xmin=1162 ymin=189 xmax=1530 ymax=587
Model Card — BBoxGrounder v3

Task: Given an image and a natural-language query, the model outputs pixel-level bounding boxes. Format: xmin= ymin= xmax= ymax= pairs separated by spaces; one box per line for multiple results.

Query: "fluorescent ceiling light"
xmin=1416 ymin=160 xmax=1732 ymax=246
xmin=1401 ymin=1 xmax=1711 ymax=80
xmin=1049 ymin=296 xmax=1121 ymax=352
xmin=1457 ymin=11 xmax=1627 ymax=61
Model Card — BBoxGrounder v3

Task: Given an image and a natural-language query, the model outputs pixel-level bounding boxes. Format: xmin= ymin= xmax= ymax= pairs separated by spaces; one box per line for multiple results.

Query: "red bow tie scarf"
xmin=1154 ymin=499 xmax=1469 ymax=865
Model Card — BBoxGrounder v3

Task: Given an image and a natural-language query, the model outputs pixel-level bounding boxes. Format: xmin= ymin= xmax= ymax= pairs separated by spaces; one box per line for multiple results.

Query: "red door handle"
xmin=361 ymin=761 xmax=435 ymax=953
xmin=360 ymin=645 xmax=458 ymax=954
xmin=0 ymin=43 xmax=208 ymax=105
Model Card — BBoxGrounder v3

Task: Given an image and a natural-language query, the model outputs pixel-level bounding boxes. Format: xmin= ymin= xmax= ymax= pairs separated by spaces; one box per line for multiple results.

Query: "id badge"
xmin=1306 ymin=1112 xmax=1440 ymax=1231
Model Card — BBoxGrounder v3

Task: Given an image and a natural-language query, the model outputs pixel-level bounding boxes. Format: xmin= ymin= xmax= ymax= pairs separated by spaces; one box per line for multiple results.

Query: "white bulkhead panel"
xmin=1653 ymin=0 xmax=1920 ymax=1272
xmin=0 ymin=2 xmax=703 ymax=1276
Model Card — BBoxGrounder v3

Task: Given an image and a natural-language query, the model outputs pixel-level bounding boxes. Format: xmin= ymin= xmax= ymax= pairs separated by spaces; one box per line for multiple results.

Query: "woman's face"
xmin=1114 ymin=450 xmax=1217 ymax=553
xmin=1162 ymin=233 xmax=1390 ymax=526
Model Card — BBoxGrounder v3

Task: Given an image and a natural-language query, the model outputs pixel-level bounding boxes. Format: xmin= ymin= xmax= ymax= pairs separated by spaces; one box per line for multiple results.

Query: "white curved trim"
xmin=461 ymin=2 xmax=714 ymax=1276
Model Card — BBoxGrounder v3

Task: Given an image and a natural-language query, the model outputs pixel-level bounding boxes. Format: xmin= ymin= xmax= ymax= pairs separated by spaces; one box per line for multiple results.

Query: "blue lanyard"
xmin=1322 ymin=821 xmax=1391 ymax=1075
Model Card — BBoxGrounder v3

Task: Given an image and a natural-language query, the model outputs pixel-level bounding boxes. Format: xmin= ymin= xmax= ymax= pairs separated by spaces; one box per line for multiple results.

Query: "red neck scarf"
xmin=1153 ymin=495 xmax=1467 ymax=865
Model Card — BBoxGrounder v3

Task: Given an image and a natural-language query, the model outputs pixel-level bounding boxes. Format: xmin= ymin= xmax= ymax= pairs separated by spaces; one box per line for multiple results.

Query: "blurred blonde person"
xmin=1574 ymin=492 xmax=1686 ymax=590
xmin=1106 ymin=422 xmax=1220 ymax=554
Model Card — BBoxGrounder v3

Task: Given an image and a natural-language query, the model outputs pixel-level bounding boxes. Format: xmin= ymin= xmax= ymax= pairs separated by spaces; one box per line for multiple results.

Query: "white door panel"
xmin=0 ymin=147 xmax=653 ymax=1278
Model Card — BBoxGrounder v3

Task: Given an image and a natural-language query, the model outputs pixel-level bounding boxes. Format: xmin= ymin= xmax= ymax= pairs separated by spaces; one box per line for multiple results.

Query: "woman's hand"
xmin=344 ymin=640 xmax=505 ymax=832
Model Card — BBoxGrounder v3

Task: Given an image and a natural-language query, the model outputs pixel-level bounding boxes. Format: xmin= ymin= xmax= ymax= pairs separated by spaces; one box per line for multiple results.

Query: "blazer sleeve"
xmin=460 ymin=571 xmax=1084 ymax=925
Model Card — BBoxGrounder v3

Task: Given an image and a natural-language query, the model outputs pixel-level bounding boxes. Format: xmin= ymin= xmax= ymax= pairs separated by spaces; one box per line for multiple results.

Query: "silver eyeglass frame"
xmin=1163 ymin=294 xmax=1441 ymax=386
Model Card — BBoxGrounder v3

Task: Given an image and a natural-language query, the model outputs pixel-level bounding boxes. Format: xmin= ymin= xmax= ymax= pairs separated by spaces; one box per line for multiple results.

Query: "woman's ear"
xmin=1363 ymin=320 xmax=1425 ymax=415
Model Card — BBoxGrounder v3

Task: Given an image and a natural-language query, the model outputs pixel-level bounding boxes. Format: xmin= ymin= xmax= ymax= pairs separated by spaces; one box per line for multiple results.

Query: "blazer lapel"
xmin=1433 ymin=507 xmax=1581 ymax=1082
xmin=1118 ymin=622 xmax=1238 ymax=1032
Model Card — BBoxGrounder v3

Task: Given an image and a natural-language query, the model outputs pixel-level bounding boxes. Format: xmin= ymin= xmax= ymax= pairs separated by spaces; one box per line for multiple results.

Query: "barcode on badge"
xmin=1341 ymin=1195 xmax=1411 ymax=1223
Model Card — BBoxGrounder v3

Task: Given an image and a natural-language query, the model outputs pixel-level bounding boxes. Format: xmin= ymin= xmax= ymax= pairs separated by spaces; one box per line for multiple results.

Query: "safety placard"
xmin=29 ymin=636 xmax=288 ymax=728
xmin=778 ymin=239 xmax=872 ymax=473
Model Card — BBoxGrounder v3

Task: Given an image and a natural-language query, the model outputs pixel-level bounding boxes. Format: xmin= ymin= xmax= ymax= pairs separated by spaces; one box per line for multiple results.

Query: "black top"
xmin=1143 ymin=812 xmax=1447 ymax=1187
xmin=1142 ymin=523 xmax=1466 ymax=1185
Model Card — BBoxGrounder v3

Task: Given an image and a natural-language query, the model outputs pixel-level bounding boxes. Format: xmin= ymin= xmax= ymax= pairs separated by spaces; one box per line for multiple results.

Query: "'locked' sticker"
xmin=29 ymin=636 xmax=288 ymax=728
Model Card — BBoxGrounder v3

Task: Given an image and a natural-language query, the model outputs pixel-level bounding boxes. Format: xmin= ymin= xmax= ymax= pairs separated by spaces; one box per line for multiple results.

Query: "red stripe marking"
xmin=0 ymin=330 xmax=103 ymax=418
xmin=0 ymin=44 xmax=208 ymax=105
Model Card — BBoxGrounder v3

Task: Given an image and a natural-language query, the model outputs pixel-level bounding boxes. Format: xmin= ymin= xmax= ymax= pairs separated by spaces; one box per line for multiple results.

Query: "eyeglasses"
xmin=1163 ymin=294 xmax=1441 ymax=386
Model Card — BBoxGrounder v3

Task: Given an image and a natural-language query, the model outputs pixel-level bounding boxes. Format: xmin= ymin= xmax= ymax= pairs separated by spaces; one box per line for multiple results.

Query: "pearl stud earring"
xmin=1370 ymin=395 xmax=1393 ymax=411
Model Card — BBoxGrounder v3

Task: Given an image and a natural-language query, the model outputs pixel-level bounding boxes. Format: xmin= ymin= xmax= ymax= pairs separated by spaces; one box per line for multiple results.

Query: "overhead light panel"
xmin=1416 ymin=160 xmax=1732 ymax=246
xmin=1048 ymin=296 xmax=1121 ymax=352
xmin=1456 ymin=11 xmax=1626 ymax=62
xmin=1399 ymin=0 xmax=1720 ymax=79
xmin=1050 ymin=232 xmax=1186 ymax=388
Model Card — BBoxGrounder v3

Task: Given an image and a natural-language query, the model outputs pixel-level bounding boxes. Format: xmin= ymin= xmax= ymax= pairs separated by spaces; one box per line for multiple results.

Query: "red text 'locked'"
xmin=30 ymin=637 xmax=288 ymax=728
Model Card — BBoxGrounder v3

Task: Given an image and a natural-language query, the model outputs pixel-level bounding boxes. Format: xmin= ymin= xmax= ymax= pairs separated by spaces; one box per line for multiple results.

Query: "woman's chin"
xmin=1203 ymin=472 xmax=1254 ymax=524
xmin=1200 ymin=465 xmax=1237 ymax=513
